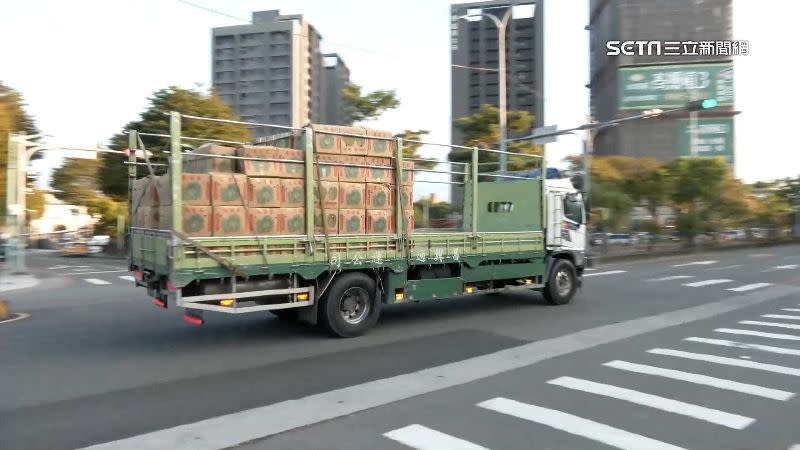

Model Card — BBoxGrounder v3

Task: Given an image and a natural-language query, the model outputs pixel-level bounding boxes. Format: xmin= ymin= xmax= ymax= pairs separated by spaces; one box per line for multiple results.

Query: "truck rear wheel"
xmin=543 ymin=259 xmax=577 ymax=305
xmin=319 ymin=272 xmax=380 ymax=338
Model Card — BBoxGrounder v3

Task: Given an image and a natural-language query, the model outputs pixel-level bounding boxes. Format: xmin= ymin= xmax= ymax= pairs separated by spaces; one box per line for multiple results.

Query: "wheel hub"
xmin=555 ymin=270 xmax=572 ymax=297
xmin=339 ymin=287 xmax=369 ymax=324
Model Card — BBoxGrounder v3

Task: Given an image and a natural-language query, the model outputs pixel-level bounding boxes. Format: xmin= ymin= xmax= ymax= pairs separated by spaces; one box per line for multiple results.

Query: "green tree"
xmin=450 ymin=104 xmax=540 ymax=172
xmin=394 ymin=129 xmax=436 ymax=170
xmin=342 ymin=82 xmax=400 ymax=122
xmin=52 ymin=157 xmax=101 ymax=204
xmin=0 ymin=82 xmax=40 ymax=216
xmin=26 ymin=189 xmax=46 ymax=222
xmin=591 ymin=182 xmax=635 ymax=230
xmin=100 ymin=86 xmax=250 ymax=199
xmin=665 ymin=157 xmax=728 ymax=243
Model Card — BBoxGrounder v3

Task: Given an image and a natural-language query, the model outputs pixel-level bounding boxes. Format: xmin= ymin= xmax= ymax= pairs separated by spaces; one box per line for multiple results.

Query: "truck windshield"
xmin=563 ymin=195 xmax=584 ymax=224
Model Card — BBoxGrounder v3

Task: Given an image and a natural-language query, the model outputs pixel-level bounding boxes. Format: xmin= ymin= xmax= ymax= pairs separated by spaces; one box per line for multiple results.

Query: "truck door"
xmin=560 ymin=193 xmax=586 ymax=252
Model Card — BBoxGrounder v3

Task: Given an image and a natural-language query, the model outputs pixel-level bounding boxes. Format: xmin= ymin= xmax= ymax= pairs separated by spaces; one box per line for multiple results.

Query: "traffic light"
xmin=686 ymin=98 xmax=718 ymax=111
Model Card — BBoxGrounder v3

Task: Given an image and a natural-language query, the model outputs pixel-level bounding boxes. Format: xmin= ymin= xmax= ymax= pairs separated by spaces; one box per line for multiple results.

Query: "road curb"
xmin=593 ymin=239 xmax=800 ymax=264
xmin=0 ymin=312 xmax=31 ymax=325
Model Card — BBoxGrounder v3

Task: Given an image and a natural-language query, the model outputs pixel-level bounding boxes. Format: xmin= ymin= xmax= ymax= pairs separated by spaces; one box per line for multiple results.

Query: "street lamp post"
xmin=459 ymin=8 xmax=513 ymax=172
xmin=4 ymin=135 xmax=124 ymax=273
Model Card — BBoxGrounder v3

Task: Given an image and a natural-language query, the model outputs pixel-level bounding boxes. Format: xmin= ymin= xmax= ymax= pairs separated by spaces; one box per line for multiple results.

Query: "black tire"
xmin=318 ymin=272 xmax=380 ymax=338
xmin=543 ymin=259 xmax=577 ymax=305
xmin=269 ymin=308 xmax=299 ymax=321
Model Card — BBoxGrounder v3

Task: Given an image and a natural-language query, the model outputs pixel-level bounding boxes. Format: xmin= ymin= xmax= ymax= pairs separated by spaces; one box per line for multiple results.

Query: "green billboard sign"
xmin=618 ymin=63 xmax=734 ymax=110
xmin=676 ymin=117 xmax=734 ymax=164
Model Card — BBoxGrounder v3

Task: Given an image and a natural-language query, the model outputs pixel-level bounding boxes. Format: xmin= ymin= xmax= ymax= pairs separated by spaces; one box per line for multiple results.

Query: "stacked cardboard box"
xmin=137 ymin=125 xmax=413 ymax=237
xmin=184 ymin=144 xmax=237 ymax=173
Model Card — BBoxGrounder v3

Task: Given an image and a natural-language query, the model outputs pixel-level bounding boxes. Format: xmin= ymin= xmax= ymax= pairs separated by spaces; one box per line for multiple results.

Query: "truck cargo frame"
xmin=128 ymin=112 xmax=556 ymax=331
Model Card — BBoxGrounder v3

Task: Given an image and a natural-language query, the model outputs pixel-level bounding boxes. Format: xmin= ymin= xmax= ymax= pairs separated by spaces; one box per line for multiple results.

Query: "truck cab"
xmin=545 ymin=178 xmax=588 ymax=268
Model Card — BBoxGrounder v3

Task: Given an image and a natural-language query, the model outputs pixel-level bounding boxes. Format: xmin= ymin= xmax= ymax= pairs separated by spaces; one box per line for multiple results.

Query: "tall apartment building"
xmin=588 ymin=0 xmax=735 ymax=164
xmin=323 ymin=54 xmax=353 ymax=126
xmin=449 ymin=0 xmax=544 ymax=206
xmin=212 ymin=10 xmax=351 ymax=137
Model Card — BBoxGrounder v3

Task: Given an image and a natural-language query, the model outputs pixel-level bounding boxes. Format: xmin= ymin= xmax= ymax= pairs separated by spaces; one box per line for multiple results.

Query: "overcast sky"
xmin=1 ymin=0 xmax=797 ymax=200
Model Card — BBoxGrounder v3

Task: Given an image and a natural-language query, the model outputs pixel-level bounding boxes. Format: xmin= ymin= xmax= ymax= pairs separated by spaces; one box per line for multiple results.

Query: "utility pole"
xmin=4 ymin=136 xmax=123 ymax=274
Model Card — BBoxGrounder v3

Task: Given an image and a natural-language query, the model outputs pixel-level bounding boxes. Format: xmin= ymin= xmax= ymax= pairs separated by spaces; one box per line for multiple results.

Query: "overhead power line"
xmin=174 ymin=0 xmax=544 ymax=100
xmin=177 ymin=0 xmax=252 ymax=23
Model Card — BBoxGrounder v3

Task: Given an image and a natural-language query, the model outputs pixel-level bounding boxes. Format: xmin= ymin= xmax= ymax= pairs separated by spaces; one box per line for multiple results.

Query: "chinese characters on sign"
xmin=606 ymin=40 xmax=749 ymax=56
xmin=676 ymin=118 xmax=734 ymax=165
xmin=618 ymin=63 xmax=734 ymax=110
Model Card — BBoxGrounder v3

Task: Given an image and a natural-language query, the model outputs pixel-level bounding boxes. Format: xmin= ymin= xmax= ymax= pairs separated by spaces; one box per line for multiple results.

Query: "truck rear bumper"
xmin=177 ymin=286 xmax=315 ymax=314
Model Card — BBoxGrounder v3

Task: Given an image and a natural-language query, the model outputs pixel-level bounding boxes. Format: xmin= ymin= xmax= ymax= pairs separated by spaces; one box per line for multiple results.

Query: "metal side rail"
xmin=177 ymin=286 xmax=315 ymax=314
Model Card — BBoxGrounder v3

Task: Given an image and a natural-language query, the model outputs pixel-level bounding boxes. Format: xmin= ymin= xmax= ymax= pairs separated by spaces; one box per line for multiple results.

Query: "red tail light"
xmin=151 ymin=297 xmax=166 ymax=308
xmin=182 ymin=314 xmax=204 ymax=326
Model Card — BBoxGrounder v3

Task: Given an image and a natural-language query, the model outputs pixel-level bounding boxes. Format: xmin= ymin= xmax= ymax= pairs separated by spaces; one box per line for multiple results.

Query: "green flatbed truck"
xmin=128 ymin=112 xmax=587 ymax=337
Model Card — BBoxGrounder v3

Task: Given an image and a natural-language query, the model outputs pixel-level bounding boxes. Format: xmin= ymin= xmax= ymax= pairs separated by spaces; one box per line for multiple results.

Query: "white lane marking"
xmin=84 ymin=278 xmax=112 ymax=285
xmin=646 ymin=275 xmax=694 ymax=282
xmin=648 ymin=348 xmax=800 ymax=377
xmin=707 ymin=265 xmax=743 ymax=271
xmin=582 ymin=270 xmax=627 ymax=278
xmin=750 ymin=254 xmax=774 ymax=258
xmin=478 ymin=398 xmax=686 ymax=450
xmin=740 ymin=320 xmax=800 ymax=331
xmin=48 ymin=265 xmax=88 ymax=270
xmin=383 ymin=424 xmax=490 ymax=450
xmin=57 ymin=270 xmax=128 ymax=276
xmin=547 ymin=376 xmax=754 ymax=429
xmin=727 ymin=283 xmax=773 ymax=292
xmin=604 ymin=360 xmax=793 ymax=401
xmin=119 ymin=275 xmax=136 ymax=282
xmin=683 ymin=279 xmax=733 ymax=287
xmin=782 ymin=308 xmax=800 ymax=312
xmin=584 ymin=268 xmax=598 ymax=271
xmin=763 ymin=265 xmax=799 ymax=273
xmin=763 ymin=314 xmax=800 ymax=320
xmin=686 ymin=337 xmax=800 ymax=356
xmin=75 ymin=285 xmax=800 ymax=450
xmin=672 ymin=260 xmax=718 ymax=267
xmin=716 ymin=328 xmax=800 ymax=341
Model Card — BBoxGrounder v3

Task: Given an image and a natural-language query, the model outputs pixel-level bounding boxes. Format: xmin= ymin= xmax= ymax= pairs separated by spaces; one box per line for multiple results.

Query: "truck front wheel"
xmin=319 ymin=272 xmax=380 ymax=338
xmin=543 ymin=259 xmax=577 ymax=305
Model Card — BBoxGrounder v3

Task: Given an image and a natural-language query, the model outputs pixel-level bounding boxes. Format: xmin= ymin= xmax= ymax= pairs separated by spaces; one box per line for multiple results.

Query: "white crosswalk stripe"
xmin=546 ymin=376 xmax=754 ymax=429
xmin=119 ymin=275 xmax=136 ymax=282
xmin=583 ymin=270 xmax=627 ymax=277
xmin=383 ymin=424 xmax=490 ymax=450
xmin=740 ymin=320 xmax=800 ymax=331
xmin=762 ymin=314 xmax=800 ymax=321
xmin=685 ymin=337 xmax=800 ymax=357
xmin=672 ymin=261 xmax=717 ymax=267
xmin=683 ymin=279 xmax=733 ymax=287
xmin=715 ymin=328 xmax=800 ymax=341
xmin=782 ymin=308 xmax=800 ymax=312
xmin=84 ymin=278 xmax=111 ymax=285
xmin=727 ymin=283 xmax=772 ymax=292
xmin=477 ymin=397 xmax=687 ymax=450
xmin=646 ymin=275 xmax=694 ymax=282
xmin=603 ymin=360 xmax=794 ymax=401
xmin=648 ymin=348 xmax=800 ymax=377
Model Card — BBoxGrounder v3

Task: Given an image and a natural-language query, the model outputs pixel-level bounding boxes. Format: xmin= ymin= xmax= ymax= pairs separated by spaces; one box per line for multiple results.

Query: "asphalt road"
xmin=0 ymin=245 xmax=799 ymax=450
